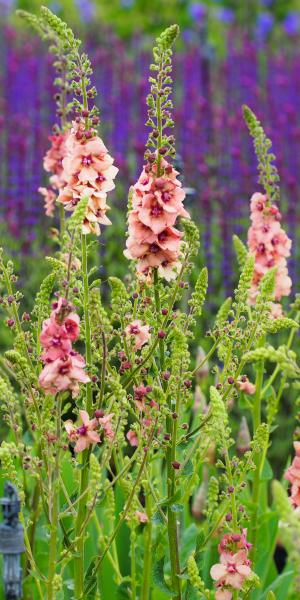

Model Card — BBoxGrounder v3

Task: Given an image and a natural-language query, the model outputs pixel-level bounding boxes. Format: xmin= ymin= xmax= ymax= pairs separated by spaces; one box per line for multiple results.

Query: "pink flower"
xmin=38 ymin=187 xmax=56 ymax=217
xmin=125 ymin=320 xmax=151 ymax=350
xmin=58 ymin=121 xmax=118 ymax=235
xmin=215 ymin=589 xmax=232 ymax=600
xmin=127 ymin=429 xmax=138 ymax=447
xmin=285 ymin=442 xmax=300 ymax=508
xmin=237 ymin=377 xmax=256 ymax=395
xmin=39 ymin=352 xmax=90 ymax=397
xmin=98 ymin=413 xmax=114 ymax=440
xmin=65 ymin=410 xmax=100 ymax=452
xmin=40 ymin=317 xmax=72 ymax=361
xmin=210 ymin=551 xmax=252 ymax=590
xmin=135 ymin=511 xmax=149 ymax=523
xmin=39 ymin=133 xmax=69 ymax=218
xmin=247 ymin=192 xmax=292 ymax=306
xmin=124 ymin=158 xmax=189 ymax=280
xmin=44 ymin=134 xmax=67 ymax=180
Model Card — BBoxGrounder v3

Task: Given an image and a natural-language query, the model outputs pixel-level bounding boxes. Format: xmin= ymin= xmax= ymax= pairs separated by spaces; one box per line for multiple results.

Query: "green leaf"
xmin=152 ymin=511 xmax=165 ymax=525
xmin=260 ymin=568 xmax=294 ymax=600
xmin=152 ymin=558 xmax=174 ymax=596
xmin=170 ymin=503 xmax=184 ymax=513
xmin=182 ymin=460 xmax=193 ymax=477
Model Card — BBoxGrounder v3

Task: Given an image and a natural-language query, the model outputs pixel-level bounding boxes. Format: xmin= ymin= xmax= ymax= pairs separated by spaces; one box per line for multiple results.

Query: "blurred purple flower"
xmin=216 ymin=8 xmax=235 ymax=24
xmin=189 ymin=2 xmax=206 ymax=23
xmin=283 ymin=12 xmax=300 ymax=36
xmin=121 ymin=0 xmax=135 ymax=7
xmin=74 ymin=0 xmax=96 ymax=23
xmin=0 ymin=0 xmax=15 ymax=16
xmin=255 ymin=12 xmax=274 ymax=40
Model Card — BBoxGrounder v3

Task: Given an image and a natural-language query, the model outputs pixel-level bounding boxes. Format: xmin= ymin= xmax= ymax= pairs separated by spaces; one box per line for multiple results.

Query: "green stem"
xmin=153 ymin=268 xmax=165 ymax=370
xmin=141 ymin=479 xmax=153 ymax=600
xmin=166 ymin=401 xmax=182 ymax=598
xmin=74 ymin=234 xmax=93 ymax=599
xmin=131 ymin=527 xmax=137 ymax=600
xmin=47 ymin=395 xmax=62 ymax=600
xmin=250 ymin=336 xmax=265 ymax=553
xmin=59 ymin=203 xmax=65 ymax=240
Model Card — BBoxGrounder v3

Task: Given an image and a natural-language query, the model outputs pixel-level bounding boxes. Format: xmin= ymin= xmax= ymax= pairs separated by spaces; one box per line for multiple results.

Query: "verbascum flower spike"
xmin=124 ymin=24 xmax=190 ymax=281
xmin=243 ymin=106 xmax=292 ymax=313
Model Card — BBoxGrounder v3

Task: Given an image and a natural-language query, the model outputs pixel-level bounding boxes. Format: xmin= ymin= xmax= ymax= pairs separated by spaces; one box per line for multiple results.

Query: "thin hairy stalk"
xmin=141 ymin=477 xmax=153 ymax=600
xmin=74 ymin=233 xmax=93 ymax=599
xmin=250 ymin=336 xmax=265 ymax=553
xmin=47 ymin=394 xmax=62 ymax=600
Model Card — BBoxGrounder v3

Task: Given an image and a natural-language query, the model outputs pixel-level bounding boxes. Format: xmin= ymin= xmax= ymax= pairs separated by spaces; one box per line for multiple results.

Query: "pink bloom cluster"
xmin=65 ymin=409 xmax=114 ymax=453
xmin=124 ymin=159 xmax=189 ymax=280
xmin=285 ymin=441 xmax=300 ymax=508
xmin=247 ymin=193 xmax=292 ymax=312
xmin=38 ymin=134 xmax=68 ymax=217
xmin=57 ymin=120 xmax=118 ymax=235
xmin=39 ymin=297 xmax=90 ymax=397
xmin=210 ymin=531 xmax=252 ymax=599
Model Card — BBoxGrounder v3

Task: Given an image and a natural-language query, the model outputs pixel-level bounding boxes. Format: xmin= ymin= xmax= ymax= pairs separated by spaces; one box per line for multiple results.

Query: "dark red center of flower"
xmin=227 ymin=564 xmax=237 ymax=573
xmin=150 ymin=204 xmax=163 ymax=217
xmin=130 ymin=325 xmax=140 ymax=334
xmin=162 ymin=191 xmax=171 ymax=203
xmin=149 ymin=244 xmax=159 ymax=253
xmin=59 ymin=364 xmax=70 ymax=375
xmin=82 ymin=155 xmax=93 ymax=166
xmin=158 ymin=231 xmax=167 ymax=242
xmin=257 ymin=243 xmax=265 ymax=254
xmin=256 ymin=202 xmax=264 ymax=211
xmin=96 ymin=174 xmax=106 ymax=183
xmin=77 ymin=425 xmax=88 ymax=436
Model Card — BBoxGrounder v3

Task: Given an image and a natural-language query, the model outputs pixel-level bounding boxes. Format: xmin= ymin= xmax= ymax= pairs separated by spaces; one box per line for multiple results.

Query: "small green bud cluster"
xmin=145 ymin=24 xmax=179 ymax=163
xmin=243 ymin=104 xmax=280 ymax=204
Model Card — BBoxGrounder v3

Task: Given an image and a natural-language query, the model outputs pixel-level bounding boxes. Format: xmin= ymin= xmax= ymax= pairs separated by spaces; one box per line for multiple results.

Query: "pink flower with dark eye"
xmin=65 ymin=410 xmax=100 ymax=453
xmin=40 ymin=317 xmax=72 ymax=361
xmin=64 ymin=312 xmax=80 ymax=342
xmin=125 ymin=319 xmax=151 ymax=350
xmin=39 ymin=353 xmax=90 ymax=397
xmin=285 ymin=442 xmax=300 ymax=508
xmin=210 ymin=551 xmax=252 ymax=590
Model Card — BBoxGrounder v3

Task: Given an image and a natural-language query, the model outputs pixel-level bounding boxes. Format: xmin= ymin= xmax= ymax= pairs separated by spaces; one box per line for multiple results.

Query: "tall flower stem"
xmin=141 ymin=482 xmax=153 ymax=600
xmin=250 ymin=336 xmax=265 ymax=553
xmin=47 ymin=394 xmax=62 ymax=600
xmin=74 ymin=233 xmax=93 ymax=598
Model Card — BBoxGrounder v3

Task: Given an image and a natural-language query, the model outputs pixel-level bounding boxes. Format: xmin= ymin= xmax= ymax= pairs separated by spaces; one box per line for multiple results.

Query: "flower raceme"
xmin=38 ymin=297 xmax=90 ymax=397
xmin=124 ymin=158 xmax=190 ymax=280
xmin=57 ymin=120 xmax=118 ymax=235
xmin=285 ymin=441 xmax=300 ymax=508
xmin=210 ymin=531 xmax=253 ymax=599
xmin=247 ymin=192 xmax=292 ymax=312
